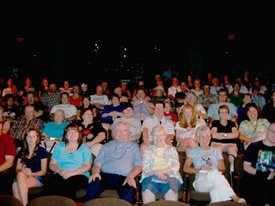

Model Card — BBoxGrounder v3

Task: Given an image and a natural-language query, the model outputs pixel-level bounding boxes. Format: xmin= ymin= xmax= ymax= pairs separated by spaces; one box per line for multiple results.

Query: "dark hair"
xmin=80 ymin=108 xmax=94 ymax=120
xmin=244 ymin=103 xmax=261 ymax=120
xmin=218 ymin=105 xmax=230 ymax=114
xmin=63 ymin=123 xmax=82 ymax=145
xmin=20 ymin=128 xmax=42 ymax=164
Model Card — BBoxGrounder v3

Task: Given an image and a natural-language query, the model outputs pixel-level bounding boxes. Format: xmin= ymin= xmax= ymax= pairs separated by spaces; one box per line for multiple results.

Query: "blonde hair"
xmin=178 ymin=104 xmax=197 ymax=128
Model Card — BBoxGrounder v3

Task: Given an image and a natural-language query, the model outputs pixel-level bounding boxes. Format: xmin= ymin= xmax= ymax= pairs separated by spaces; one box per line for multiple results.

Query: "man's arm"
xmin=0 ymin=155 xmax=15 ymax=173
xmin=123 ymin=165 xmax=142 ymax=188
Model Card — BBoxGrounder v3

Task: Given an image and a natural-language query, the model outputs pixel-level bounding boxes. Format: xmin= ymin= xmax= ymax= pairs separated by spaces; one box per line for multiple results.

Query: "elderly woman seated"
xmin=140 ymin=125 xmax=183 ymax=204
xmin=183 ymin=125 xmax=246 ymax=204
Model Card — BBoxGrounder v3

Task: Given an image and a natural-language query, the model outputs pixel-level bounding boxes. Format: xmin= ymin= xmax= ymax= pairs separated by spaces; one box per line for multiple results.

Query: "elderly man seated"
xmin=85 ymin=122 xmax=141 ymax=205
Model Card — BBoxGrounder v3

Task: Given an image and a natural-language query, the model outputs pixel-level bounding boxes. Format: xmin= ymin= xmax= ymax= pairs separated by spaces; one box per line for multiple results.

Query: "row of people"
xmin=2 ymin=121 xmax=274 ymax=206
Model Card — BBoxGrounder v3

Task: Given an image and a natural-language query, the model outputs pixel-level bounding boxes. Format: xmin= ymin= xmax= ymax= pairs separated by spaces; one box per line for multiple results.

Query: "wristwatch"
xmin=224 ymin=133 xmax=227 ymax=137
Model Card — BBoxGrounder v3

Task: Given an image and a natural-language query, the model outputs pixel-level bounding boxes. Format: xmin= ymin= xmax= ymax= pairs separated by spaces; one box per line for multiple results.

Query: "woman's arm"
xmin=217 ymin=159 xmax=226 ymax=174
xmin=24 ymin=158 xmax=48 ymax=177
xmin=87 ymin=132 xmax=106 ymax=147
xmin=183 ymin=157 xmax=199 ymax=174
xmin=243 ymin=161 xmax=257 ymax=175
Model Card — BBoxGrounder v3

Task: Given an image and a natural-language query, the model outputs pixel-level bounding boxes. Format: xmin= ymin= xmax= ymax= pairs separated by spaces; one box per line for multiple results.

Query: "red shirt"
xmin=0 ymin=134 xmax=16 ymax=165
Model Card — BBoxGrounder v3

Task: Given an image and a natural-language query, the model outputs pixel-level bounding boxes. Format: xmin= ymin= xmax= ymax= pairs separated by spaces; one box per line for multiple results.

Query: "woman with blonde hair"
xmin=175 ymin=104 xmax=206 ymax=154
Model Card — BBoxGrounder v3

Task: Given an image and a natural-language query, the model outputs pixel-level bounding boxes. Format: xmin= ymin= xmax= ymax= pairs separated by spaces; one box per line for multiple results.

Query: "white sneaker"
xmin=237 ymin=198 xmax=246 ymax=204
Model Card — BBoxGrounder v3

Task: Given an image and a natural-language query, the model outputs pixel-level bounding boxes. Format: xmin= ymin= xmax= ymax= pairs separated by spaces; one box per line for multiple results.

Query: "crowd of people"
xmin=0 ymin=70 xmax=274 ymax=206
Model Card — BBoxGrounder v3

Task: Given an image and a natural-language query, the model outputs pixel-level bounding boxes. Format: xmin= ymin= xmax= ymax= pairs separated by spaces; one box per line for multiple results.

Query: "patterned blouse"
xmin=141 ymin=145 xmax=183 ymax=184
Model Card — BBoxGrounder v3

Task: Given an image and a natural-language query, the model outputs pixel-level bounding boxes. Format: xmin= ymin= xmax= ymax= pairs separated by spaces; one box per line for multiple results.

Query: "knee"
xmin=16 ymin=171 xmax=27 ymax=180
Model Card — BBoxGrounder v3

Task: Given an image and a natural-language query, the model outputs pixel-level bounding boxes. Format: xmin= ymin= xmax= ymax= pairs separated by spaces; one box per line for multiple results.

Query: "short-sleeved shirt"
xmin=42 ymin=121 xmax=70 ymax=139
xmin=95 ymin=140 xmax=141 ymax=177
xmin=142 ymin=115 xmax=175 ymax=143
xmin=19 ymin=146 xmax=48 ymax=173
xmin=51 ymin=142 xmax=92 ymax=178
xmin=188 ymin=146 xmax=223 ymax=170
xmin=244 ymin=141 xmax=275 ymax=172
xmin=0 ymin=134 xmax=16 ymax=165
xmin=76 ymin=120 xmax=106 ymax=143
xmin=239 ymin=119 xmax=270 ymax=138
xmin=211 ymin=120 xmax=238 ymax=144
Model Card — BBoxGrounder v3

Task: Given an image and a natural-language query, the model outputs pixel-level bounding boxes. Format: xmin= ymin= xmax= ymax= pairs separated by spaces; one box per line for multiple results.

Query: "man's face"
xmin=113 ymin=123 xmax=129 ymax=142
xmin=27 ymin=94 xmax=35 ymax=105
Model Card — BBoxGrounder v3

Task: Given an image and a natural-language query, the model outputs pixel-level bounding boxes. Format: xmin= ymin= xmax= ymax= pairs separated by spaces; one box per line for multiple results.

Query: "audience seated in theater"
xmin=228 ymin=81 xmax=244 ymax=107
xmin=42 ymin=123 xmax=91 ymax=200
xmin=41 ymin=83 xmax=61 ymax=113
xmin=2 ymin=94 xmax=21 ymax=121
xmin=163 ymin=99 xmax=178 ymax=124
xmin=0 ymin=105 xmax=11 ymax=134
xmin=85 ymin=122 xmax=141 ymax=205
xmin=76 ymin=108 xmax=106 ymax=157
xmin=197 ymin=84 xmax=218 ymax=112
xmin=210 ymin=105 xmax=239 ymax=173
xmin=20 ymin=91 xmax=45 ymax=120
xmin=210 ymin=77 xmax=223 ymax=96
xmin=175 ymin=104 xmax=206 ymax=154
xmin=168 ymin=77 xmax=181 ymax=102
xmin=262 ymin=90 xmax=275 ymax=123
xmin=141 ymin=125 xmax=183 ymax=204
xmin=112 ymin=102 xmax=142 ymax=142
xmin=37 ymin=77 xmax=49 ymax=100
xmin=184 ymin=91 xmax=207 ymax=120
xmin=100 ymin=93 xmax=123 ymax=131
xmin=240 ymin=123 xmax=275 ymax=206
xmin=10 ymin=105 xmax=44 ymax=149
xmin=184 ymin=125 xmax=246 ymax=204
xmin=132 ymin=88 xmax=154 ymax=123
xmin=251 ymin=86 xmax=266 ymax=111
xmin=22 ymin=77 xmax=36 ymax=97
xmin=239 ymin=103 xmax=270 ymax=150
xmin=59 ymin=80 xmax=72 ymax=96
xmin=69 ymin=85 xmax=83 ymax=108
xmin=207 ymin=89 xmax=238 ymax=124
xmin=90 ymin=85 xmax=109 ymax=111
xmin=13 ymin=129 xmax=48 ymax=206
xmin=50 ymin=92 xmax=77 ymax=122
xmin=141 ymin=101 xmax=175 ymax=154
xmin=0 ymin=126 xmax=16 ymax=195
xmin=174 ymin=81 xmax=188 ymax=113
xmin=237 ymin=93 xmax=252 ymax=126
xmin=190 ymin=77 xmax=203 ymax=97
xmin=42 ymin=109 xmax=70 ymax=153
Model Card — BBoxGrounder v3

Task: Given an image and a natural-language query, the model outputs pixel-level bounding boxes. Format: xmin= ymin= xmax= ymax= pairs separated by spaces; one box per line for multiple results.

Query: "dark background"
xmin=1 ymin=7 xmax=274 ymax=90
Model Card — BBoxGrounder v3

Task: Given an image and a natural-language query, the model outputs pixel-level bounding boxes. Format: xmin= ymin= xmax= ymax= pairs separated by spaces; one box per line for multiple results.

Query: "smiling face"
xmin=247 ymin=106 xmax=258 ymax=121
xmin=113 ymin=123 xmax=129 ymax=142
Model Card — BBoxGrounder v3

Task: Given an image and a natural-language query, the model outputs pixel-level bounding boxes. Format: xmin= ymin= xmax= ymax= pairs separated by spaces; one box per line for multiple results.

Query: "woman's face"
xmin=186 ymin=93 xmax=196 ymax=105
xmin=83 ymin=97 xmax=90 ymax=107
xmin=66 ymin=128 xmax=79 ymax=143
xmin=218 ymin=108 xmax=229 ymax=120
xmin=184 ymin=108 xmax=193 ymax=121
xmin=27 ymin=130 xmax=39 ymax=147
xmin=247 ymin=107 xmax=258 ymax=121
xmin=198 ymin=130 xmax=211 ymax=147
xmin=152 ymin=128 xmax=166 ymax=145
xmin=82 ymin=110 xmax=93 ymax=123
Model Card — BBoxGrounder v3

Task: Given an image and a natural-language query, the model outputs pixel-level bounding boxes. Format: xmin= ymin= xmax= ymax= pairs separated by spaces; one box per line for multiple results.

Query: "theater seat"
xmin=84 ymin=197 xmax=132 ymax=206
xmin=143 ymin=200 xmax=189 ymax=206
xmin=28 ymin=195 xmax=76 ymax=206
xmin=0 ymin=195 xmax=23 ymax=206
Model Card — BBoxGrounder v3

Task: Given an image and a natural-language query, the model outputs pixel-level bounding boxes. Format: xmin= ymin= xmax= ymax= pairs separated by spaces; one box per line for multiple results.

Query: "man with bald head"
xmin=241 ymin=123 xmax=275 ymax=206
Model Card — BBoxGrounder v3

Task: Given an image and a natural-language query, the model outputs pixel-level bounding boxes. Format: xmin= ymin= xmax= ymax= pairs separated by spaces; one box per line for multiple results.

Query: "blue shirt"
xmin=95 ymin=140 xmax=141 ymax=177
xmin=188 ymin=146 xmax=223 ymax=170
xmin=52 ymin=142 xmax=92 ymax=178
xmin=42 ymin=121 xmax=70 ymax=139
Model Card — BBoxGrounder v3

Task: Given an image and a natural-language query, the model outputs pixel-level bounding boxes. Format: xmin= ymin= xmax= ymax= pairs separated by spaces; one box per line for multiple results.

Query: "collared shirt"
xmin=95 ymin=140 xmax=141 ymax=177
xmin=142 ymin=115 xmax=175 ymax=143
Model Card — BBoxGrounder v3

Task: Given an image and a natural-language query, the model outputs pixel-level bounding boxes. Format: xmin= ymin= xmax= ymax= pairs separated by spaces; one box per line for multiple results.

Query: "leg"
xmin=164 ymin=189 xmax=178 ymax=201
xmin=117 ymin=183 xmax=137 ymax=204
xmin=142 ymin=189 xmax=156 ymax=204
xmin=85 ymin=177 xmax=103 ymax=202
xmin=12 ymin=182 xmax=20 ymax=202
xmin=227 ymin=144 xmax=238 ymax=172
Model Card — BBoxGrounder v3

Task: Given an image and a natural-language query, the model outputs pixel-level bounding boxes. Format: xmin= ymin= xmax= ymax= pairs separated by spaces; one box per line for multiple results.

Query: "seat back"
xmin=28 ymin=195 xmax=76 ymax=206
xmin=206 ymin=200 xmax=251 ymax=206
xmin=143 ymin=200 xmax=189 ymax=206
xmin=84 ymin=197 xmax=132 ymax=206
xmin=0 ymin=195 xmax=23 ymax=206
